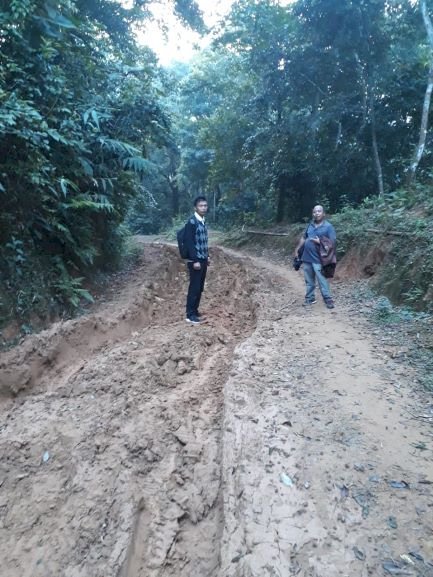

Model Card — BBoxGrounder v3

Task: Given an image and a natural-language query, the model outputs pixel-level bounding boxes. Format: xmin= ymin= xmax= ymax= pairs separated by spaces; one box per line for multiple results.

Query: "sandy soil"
xmin=0 ymin=243 xmax=432 ymax=577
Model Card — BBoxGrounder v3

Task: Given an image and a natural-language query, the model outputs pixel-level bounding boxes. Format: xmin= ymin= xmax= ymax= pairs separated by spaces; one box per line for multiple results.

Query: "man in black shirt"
xmin=184 ymin=196 xmax=210 ymax=324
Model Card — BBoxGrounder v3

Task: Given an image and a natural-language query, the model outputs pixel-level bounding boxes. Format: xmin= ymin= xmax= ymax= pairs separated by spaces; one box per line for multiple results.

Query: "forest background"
xmin=1 ymin=0 xmax=433 ymax=336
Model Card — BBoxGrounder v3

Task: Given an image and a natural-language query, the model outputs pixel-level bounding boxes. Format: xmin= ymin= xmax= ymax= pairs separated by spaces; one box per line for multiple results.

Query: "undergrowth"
xmin=332 ymin=185 xmax=433 ymax=313
xmin=0 ymin=229 xmax=142 ymax=343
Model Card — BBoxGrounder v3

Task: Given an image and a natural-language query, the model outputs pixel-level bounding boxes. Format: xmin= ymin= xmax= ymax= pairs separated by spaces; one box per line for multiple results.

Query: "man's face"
xmin=312 ymin=206 xmax=324 ymax=223
xmin=195 ymin=201 xmax=208 ymax=217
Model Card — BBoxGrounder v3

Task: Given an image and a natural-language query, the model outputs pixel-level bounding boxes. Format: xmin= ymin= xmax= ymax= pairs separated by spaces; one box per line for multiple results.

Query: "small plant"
xmin=402 ymin=286 xmax=424 ymax=304
xmin=122 ymin=235 xmax=143 ymax=265
xmin=374 ymin=296 xmax=395 ymax=322
xmin=52 ymin=257 xmax=94 ymax=311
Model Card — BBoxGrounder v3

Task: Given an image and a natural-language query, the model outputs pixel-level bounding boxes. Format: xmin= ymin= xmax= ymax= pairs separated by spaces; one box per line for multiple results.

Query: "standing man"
xmin=184 ymin=196 xmax=210 ymax=324
xmin=294 ymin=205 xmax=336 ymax=309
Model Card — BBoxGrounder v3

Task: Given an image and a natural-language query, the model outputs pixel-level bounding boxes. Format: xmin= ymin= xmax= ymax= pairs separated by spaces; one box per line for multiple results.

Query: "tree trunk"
xmin=370 ymin=93 xmax=384 ymax=197
xmin=355 ymin=52 xmax=384 ymax=196
xmin=276 ymin=186 xmax=285 ymax=223
xmin=168 ymin=174 xmax=179 ymax=216
xmin=213 ymin=184 xmax=221 ymax=223
xmin=334 ymin=121 xmax=342 ymax=150
xmin=407 ymin=0 xmax=433 ymax=185
xmin=354 ymin=52 xmax=368 ymax=134
xmin=276 ymin=174 xmax=287 ymax=223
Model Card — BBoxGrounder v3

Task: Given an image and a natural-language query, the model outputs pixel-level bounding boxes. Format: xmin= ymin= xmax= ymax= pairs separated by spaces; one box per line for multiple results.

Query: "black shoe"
xmin=324 ymin=298 xmax=335 ymax=309
xmin=186 ymin=315 xmax=201 ymax=324
xmin=302 ymin=299 xmax=317 ymax=306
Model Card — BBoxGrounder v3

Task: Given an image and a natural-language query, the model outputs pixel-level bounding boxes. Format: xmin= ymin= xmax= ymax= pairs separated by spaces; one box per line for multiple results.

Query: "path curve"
xmin=0 ymin=243 xmax=432 ymax=577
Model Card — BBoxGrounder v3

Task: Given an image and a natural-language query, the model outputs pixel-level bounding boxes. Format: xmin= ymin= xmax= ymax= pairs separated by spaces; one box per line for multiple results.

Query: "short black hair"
xmin=194 ymin=195 xmax=207 ymax=206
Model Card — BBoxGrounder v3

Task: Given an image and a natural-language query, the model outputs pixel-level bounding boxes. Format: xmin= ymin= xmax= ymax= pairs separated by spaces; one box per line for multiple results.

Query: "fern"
xmin=98 ymin=137 xmax=140 ymax=157
xmin=122 ymin=156 xmax=157 ymax=174
xmin=67 ymin=194 xmax=114 ymax=213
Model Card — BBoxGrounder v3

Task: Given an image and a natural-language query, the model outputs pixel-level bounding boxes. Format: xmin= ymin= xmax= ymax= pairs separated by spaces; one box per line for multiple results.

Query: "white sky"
xmin=139 ymin=0 xmax=234 ymax=66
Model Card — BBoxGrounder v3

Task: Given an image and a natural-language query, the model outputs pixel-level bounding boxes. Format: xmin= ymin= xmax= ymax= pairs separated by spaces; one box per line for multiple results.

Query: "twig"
xmin=243 ymin=226 xmax=415 ymax=238
xmin=403 ymin=408 xmax=433 ymax=421
xmin=242 ymin=228 xmax=291 ymax=237
xmin=366 ymin=228 xmax=415 ymax=237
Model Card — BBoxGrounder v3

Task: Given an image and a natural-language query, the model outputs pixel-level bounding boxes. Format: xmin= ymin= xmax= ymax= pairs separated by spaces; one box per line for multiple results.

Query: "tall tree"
xmin=408 ymin=0 xmax=433 ymax=184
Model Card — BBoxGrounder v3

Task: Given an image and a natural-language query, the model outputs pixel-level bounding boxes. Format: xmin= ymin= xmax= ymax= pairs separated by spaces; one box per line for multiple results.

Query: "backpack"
xmin=176 ymin=225 xmax=188 ymax=259
xmin=322 ymin=263 xmax=336 ymax=278
xmin=176 ymin=218 xmax=196 ymax=259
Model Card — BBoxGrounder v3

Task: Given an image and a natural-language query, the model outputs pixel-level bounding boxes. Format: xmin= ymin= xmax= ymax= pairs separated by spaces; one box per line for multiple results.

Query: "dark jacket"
xmin=184 ymin=216 xmax=208 ymax=261
xmin=319 ymin=236 xmax=337 ymax=266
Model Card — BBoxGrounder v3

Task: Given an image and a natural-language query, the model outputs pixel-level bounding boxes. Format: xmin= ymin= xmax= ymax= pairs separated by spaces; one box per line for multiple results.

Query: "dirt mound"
xmin=0 ymin=245 xmax=255 ymax=397
xmin=1 ymin=243 xmax=432 ymax=577
xmin=336 ymin=243 xmax=391 ymax=280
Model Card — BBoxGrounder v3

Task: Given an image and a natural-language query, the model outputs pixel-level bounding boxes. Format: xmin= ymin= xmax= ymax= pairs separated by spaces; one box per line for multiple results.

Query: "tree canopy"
xmin=168 ymin=0 xmax=432 ymax=224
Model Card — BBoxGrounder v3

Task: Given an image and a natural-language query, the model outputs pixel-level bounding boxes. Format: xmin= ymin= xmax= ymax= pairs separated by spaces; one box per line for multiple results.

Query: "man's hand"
xmin=312 ymin=236 xmax=320 ymax=245
xmin=193 ymin=262 xmax=201 ymax=270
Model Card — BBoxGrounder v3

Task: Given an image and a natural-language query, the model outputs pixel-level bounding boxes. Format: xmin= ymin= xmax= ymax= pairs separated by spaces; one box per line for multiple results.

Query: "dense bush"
xmin=0 ymin=0 xmax=201 ymax=330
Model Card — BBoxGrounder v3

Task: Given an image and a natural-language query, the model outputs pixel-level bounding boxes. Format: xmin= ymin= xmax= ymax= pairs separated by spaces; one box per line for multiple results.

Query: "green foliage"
xmin=168 ymin=0 xmax=433 ymax=227
xmin=374 ymin=297 xmax=401 ymax=323
xmin=173 ymin=0 xmax=206 ymax=33
xmin=332 ymin=184 xmax=433 ymax=311
xmin=0 ymin=0 xmax=205 ymax=331
xmin=51 ymin=257 xmax=94 ymax=309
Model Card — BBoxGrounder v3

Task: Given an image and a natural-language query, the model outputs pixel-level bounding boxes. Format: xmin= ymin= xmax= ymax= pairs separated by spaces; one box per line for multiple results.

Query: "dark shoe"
xmin=324 ymin=298 xmax=335 ymax=309
xmin=186 ymin=315 xmax=201 ymax=324
xmin=302 ymin=299 xmax=317 ymax=306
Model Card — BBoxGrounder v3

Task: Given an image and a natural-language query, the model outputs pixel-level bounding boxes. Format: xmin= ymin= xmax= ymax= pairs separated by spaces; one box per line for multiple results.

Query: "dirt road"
xmin=1 ymin=244 xmax=432 ymax=577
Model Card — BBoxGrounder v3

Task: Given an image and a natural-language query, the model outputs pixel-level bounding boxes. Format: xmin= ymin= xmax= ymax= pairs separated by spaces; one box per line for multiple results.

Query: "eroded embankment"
xmin=0 ymin=244 xmax=258 ymax=577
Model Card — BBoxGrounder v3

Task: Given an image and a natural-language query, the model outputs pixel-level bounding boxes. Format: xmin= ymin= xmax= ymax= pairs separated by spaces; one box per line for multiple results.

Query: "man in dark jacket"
xmin=294 ymin=205 xmax=336 ymax=309
xmin=184 ymin=196 xmax=210 ymax=324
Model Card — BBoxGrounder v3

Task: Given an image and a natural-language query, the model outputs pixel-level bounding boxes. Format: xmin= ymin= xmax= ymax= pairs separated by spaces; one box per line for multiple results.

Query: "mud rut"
xmin=1 ymin=244 xmax=432 ymax=577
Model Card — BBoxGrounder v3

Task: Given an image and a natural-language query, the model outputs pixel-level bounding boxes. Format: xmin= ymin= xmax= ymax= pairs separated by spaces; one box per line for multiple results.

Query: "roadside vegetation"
xmin=333 ymin=186 xmax=433 ymax=313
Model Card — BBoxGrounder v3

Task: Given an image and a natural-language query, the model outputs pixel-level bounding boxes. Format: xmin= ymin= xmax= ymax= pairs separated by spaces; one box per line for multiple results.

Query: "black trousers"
xmin=186 ymin=260 xmax=208 ymax=317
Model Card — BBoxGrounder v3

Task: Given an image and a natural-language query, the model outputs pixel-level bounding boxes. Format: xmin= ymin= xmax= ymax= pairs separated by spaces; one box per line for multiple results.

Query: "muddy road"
xmin=0 ymin=243 xmax=432 ymax=577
